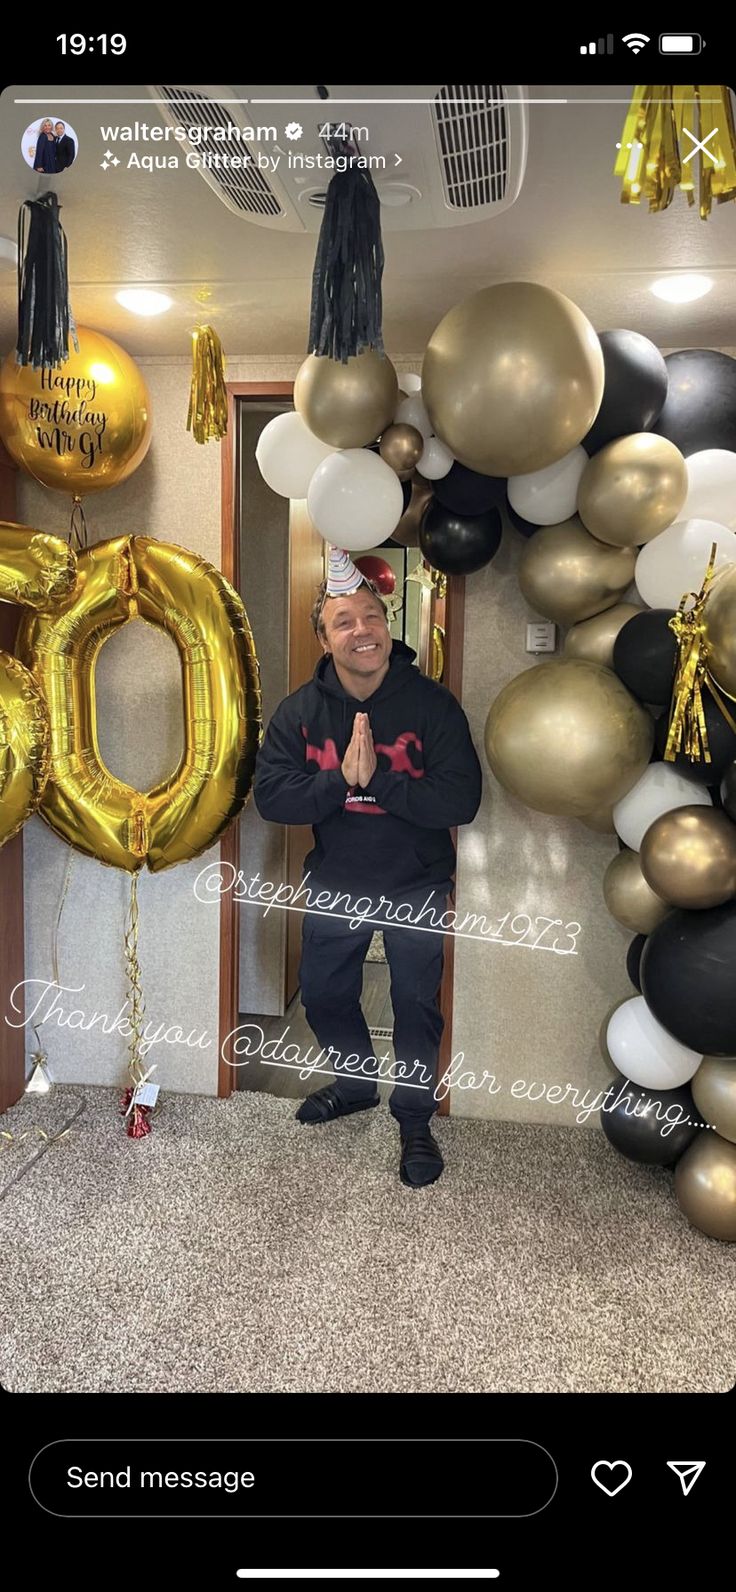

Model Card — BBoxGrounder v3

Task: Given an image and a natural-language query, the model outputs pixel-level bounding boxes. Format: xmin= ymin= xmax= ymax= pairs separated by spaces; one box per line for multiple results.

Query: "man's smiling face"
xmin=320 ymin=586 xmax=392 ymax=686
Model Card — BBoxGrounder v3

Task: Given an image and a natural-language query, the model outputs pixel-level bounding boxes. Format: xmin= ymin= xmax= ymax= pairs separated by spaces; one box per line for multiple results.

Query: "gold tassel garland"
xmin=186 ymin=324 xmax=228 ymax=444
xmin=665 ymin=544 xmax=736 ymax=766
xmin=615 ymin=85 xmax=736 ymax=218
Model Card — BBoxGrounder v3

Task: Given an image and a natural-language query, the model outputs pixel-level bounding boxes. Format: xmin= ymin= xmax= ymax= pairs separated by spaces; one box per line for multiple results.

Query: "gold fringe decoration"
xmin=665 ymin=544 xmax=736 ymax=766
xmin=120 ymin=874 xmax=158 ymax=1137
xmin=186 ymin=324 xmax=228 ymax=444
xmin=615 ymin=85 xmax=736 ymax=218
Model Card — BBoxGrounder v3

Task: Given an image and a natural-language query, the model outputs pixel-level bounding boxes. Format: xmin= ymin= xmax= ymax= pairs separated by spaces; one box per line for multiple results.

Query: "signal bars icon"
xmin=580 ymin=34 xmax=614 ymax=53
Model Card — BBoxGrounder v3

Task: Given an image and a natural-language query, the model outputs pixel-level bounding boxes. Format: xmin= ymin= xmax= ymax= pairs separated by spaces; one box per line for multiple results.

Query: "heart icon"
xmin=591 ymin=1460 xmax=632 ymax=1496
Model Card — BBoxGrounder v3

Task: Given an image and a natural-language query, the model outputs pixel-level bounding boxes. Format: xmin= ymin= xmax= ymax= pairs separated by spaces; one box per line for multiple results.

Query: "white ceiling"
xmin=1 ymin=82 xmax=734 ymax=359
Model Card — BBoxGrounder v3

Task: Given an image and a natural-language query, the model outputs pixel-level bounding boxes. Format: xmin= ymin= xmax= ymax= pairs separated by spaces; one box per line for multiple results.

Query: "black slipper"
xmin=399 ymin=1124 xmax=444 ymax=1187
xmin=296 ymin=1085 xmax=380 ymax=1124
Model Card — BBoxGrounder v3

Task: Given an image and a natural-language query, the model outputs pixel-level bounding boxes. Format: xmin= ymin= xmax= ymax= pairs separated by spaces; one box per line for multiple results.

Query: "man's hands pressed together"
xmin=342 ymin=713 xmax=378 ymax=788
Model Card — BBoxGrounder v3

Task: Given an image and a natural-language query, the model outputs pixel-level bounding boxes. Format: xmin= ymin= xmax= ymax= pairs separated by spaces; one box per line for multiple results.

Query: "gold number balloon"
xmin=16 ymin=535 xmax=262 ymax=872
xmin=0 ymin=519 xmax=78 ymax=608
xmin=0 ymin=327 xmax=152 ymax=494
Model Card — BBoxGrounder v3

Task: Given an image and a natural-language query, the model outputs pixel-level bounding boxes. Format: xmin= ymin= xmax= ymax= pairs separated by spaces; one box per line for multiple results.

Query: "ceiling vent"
xmin=149 ymin=84 xmax=527 ymax=232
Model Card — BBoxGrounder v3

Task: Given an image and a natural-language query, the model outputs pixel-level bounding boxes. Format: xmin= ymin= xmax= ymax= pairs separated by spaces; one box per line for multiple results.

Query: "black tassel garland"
xmin=307 ymin=153 xmax=385 ymax=363
xmin=16 ymin=191 xmax=77 ymax=369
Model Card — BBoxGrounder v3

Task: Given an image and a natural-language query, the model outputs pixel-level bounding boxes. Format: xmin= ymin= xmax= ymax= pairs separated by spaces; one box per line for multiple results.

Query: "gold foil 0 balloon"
xmin=563 ymin=603 xmax=642 ymax=669
xmin=294 ymin=350 xmax=398 ymax=449
xmin=0 ymin=650 xmax=50 ymax=847
xmin=484 ymin=658 xmax=654 ymax=817
xmin=703 ymin=563 xmax=736 ymax=703
xmin=640 ymin=805 xmax=736 ymax=910
xmin=577 ymin=433 xmax=688 ymax=548
xmin=691 ymin=1056 xmax=736 ymax=1146
xmin=379 ymin=422 xmax=424 ymax=478
xmin=674 ymin=1130 xmax=736 ymax=1242
xmin=0 ymin=327 xmax=153 ymax=495
xmin=0 ymin=521 xmax=78 ymax=609
xmin=421 ymin=282 xmax=604 ymax=477
xmin=518 ymin=518 xmax=636 ymax=627
xmin=16 ymin=535 xmax=262 ymax=873
xmin=602 ymin=847 xmax=672 ymax=934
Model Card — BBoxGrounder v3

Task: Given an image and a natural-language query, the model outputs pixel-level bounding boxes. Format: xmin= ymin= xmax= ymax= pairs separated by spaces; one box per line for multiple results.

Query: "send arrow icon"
xmin=667 ymin=1461 xmax=706 ymax=1496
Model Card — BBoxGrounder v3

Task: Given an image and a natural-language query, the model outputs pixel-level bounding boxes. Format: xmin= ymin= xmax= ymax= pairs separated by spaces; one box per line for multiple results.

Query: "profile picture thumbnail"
xmin=22 ymin=116 xmax=78 ymax=175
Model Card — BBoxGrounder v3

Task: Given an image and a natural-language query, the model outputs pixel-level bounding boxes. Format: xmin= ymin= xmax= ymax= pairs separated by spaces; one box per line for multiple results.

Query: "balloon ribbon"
xmin=119 ymin=875 xmax=155 ymax=1138
xmin=665 ymin=544 xmax=736 ymax=765
xmin=187 ymin=324 xmax=228 ymax=444
xmin=615 ymin=86 xmax=736 ymax=218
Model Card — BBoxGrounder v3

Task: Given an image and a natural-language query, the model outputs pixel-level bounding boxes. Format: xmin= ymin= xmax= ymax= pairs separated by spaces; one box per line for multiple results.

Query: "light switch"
xmin=526 ymin=620 xmax=557 ymax=653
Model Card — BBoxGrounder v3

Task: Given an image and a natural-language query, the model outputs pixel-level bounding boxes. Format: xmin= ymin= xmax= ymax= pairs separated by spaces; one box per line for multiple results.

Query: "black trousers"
xmin=298 ymin=880 xmax=453 ymax=1126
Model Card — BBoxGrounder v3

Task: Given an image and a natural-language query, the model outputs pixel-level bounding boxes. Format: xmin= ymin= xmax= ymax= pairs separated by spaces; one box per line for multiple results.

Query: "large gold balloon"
xmin=484 ymin=659 xmax=654 ymax=817
xmin=519 ymin=518 xmax=636 ymax=627
xmin=294 ymin=350 xmax=398 ymax=449
xmin=421 ymin=282 xmax=604 ymax=476
xmin=640 ymin=805 xmax=736 ymax=909
xmin=675 ymin=1130 xmax=736 ymax=1242
xmin=379 ymin=422 xmax=424 ymax=479
xmin=602 ymin=847 xmax=672 ymax=934
xmin=703 ymin=563 xmax=736 ymax=702
xmin=577 ymin=433 xmax=688 ymax=547
xmin=16 ymin=536 xmax=262 ymax=873
xmin=0 ymin=328 xmax=153 ymax=494
xmin=563 ymin=603 xmax=642 ymax=669
xmin=391 ymin=477 xmax=433 ymax=547
xmin=579 ymin=804 xmax=616 ymax=833
xmin=0 ymin=650 xmax=50 ymax=847
xmin=691 ymin=1056 xmax=736 ymax=1146
xmin=0 ymin=521 xmax=77 ymax=608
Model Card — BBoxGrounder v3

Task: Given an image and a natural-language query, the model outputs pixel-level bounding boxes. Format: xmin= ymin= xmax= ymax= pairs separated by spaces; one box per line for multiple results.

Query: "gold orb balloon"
xmin=484 ymin=659 xmax=654 ymax=817
xmin=703 ymin=563 xmax=736 ymax=702
xmin=379 ymin=422 xmax=424 ymax=479
xmin=602 ymin=847 xmax=672 ymax=934
xmin=0 ymin=327 xmax=153 ymax=494
xmin=563 ymin=603 xmax=642 ymax=669
xmin=577 ymin=433 xmax=688 ymax=547
xmin=294 ymin=350 xmax=398 ymax=449
xmin=674 ymin=1130 xmax=736 ymax=1242
xmin=579 ymin=804 xmax=616 ymax=833
xmin=640 ymin=805 xmax=736 ymax=910
xmin=421 ymin=281 xmax=604 ymax=476
xmin=519 ymin=518 xmax=636 ymax=627
xmin=691 ymin=1056 xmax=736 ymax=1146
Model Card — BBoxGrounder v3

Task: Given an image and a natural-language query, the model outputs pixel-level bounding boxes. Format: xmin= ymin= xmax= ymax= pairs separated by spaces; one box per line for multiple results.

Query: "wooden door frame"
xmin=217 ymin=387 xmax=467 ymax=1111
xmin=0 ymin=444 xmax=24 ymax=1113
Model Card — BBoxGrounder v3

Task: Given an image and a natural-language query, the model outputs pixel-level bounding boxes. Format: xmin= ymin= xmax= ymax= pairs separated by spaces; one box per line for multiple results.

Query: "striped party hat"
xmin=326 ymin=545 xmax=367 ymax=596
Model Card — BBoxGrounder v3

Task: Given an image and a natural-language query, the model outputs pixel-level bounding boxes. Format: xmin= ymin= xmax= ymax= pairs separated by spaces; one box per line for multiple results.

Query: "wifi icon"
xmin=623 ymin=32 xmax=651 ymax=53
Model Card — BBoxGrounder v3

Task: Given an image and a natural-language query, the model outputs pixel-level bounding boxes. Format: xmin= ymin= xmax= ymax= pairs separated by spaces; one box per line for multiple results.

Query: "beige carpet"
xmin=0 ymin=1084 xmax=733 ymax=1395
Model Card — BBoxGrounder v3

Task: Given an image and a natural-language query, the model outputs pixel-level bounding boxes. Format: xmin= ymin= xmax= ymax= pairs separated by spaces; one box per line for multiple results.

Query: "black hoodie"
xmin=253 ymin=640 xmax=483 ymax=893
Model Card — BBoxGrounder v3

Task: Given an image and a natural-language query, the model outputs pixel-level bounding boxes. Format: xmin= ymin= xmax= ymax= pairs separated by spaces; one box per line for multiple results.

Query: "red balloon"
xmin=355 ymin=555 xmax=396 ymax=594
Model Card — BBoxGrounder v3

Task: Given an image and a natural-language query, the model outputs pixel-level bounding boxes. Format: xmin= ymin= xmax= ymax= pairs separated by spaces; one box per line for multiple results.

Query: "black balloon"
xmin=601 ymin=1073 xmax=700 ymax=1165
xmin=420 ymin=503 xmax=503 ymax=575
xmin=613 ymin=609 xmax=677 ymax=705
xmin=432 ymin=461 xmax=507 ymax=517
xmin=654 ymin=349 xmax=736 ymax=456
xmin=503 ymin=496 xmax=541 ymax=539
xmin=641 ymin=901 xmax=736 ymax=1056
xmin=626 ymin=934 xmax=647 ymax=991
xmin=722 ymin=762 xmax=736 ymax=822
xmin=583 ymin=329 xmax=669 ymax=455
xmin=653 ymin=689 xmax=736 ymax=785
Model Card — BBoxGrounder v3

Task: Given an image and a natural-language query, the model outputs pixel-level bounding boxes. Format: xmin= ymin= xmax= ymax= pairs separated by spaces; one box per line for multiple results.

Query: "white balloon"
xmin=635 ymin=517 xmax=736 ymax=609
xmin=395 ymin=394 xmax=433 ymax=438
xmin=417 ymin=435 xmax=454 ymax=480
xmin=307 ymin=449 xmax=404 ymax=549
xmin=398 ymin=372 xmax=422 ymax=395
xmin=508 ymin=445 xmax=588 ymax=525
xmin=682 ymin=450 xmax=736 ymax=530
xmin=255 ymin=411 xmax=334 ymax=498
xmin=613 ymin=763 xmax=712 ymax=851
xmin=606 ymin=996 xmax=702 ymax=1090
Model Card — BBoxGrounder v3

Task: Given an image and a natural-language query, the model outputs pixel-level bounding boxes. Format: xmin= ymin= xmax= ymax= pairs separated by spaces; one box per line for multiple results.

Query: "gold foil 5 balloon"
xmin=0 ymin=327 xmax=153 ymax=494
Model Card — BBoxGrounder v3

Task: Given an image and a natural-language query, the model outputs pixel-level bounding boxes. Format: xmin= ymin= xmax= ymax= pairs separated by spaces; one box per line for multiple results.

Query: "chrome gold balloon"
xmin=0 ymin=327 xmax=153 ymax=495
xmin=422 ymin=281 xmax=604 ymax=476
xmin=379 ymin=422 xmax=424 ymax=479
xmin=0 ymin=650 xmax=50 ymax=847
xmin=603 ymin=846 xmax=672 ymax=934
xmin=691 ymin=1056 xmax=736 ymax=1146
xmin=0 ymin=521 xmax=77 ymax=609
xmin=16 ymin=536 xmax=262 ymax=873
xmin=579 ymin=804 xmax=616 ymax=833
xmin=519 ymin=518 xmax=636 ymax=627
xmin=391 ymin=477 xmax=434 ymax=547
xmin=640 ymin=805 xmax=736 ymax=910
xmin=484 ymin=658 xmax=654 ymax=817
xmin=675 ymin=1130 xmax=736 ymax=1242
xmin=563 ymin=603 xmax=642 ymax=669
xmin=577 ymin=433 xmax=688 ymax=547
xmin=294 ymin=350 xmax=398 ymax=449
xmin=704 ymin=563 xmax=736 ymax=702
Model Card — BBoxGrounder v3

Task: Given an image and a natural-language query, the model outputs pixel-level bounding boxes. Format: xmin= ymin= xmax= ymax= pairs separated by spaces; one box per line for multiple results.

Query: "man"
xmin=54 ymin=122 xmax=76 ymax=171
xmin=253 ymin=546 xmax=482 ymax=1187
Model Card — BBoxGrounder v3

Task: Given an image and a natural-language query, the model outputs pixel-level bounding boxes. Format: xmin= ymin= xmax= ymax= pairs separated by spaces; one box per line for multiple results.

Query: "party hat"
xmin=326 ymin=545 xmax=367 ymax=597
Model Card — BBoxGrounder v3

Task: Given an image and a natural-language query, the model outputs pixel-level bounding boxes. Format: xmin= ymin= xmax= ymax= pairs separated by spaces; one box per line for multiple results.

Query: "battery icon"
xmin=659 ymin=33 xmax=703 ymax=53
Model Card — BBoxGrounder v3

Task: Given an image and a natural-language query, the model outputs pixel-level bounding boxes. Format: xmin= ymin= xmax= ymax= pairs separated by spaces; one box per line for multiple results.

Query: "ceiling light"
xmin=116 ymin=289 xmax=173 ymax=316
xmin=650 ymin=274 xmax=714 ymax=303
